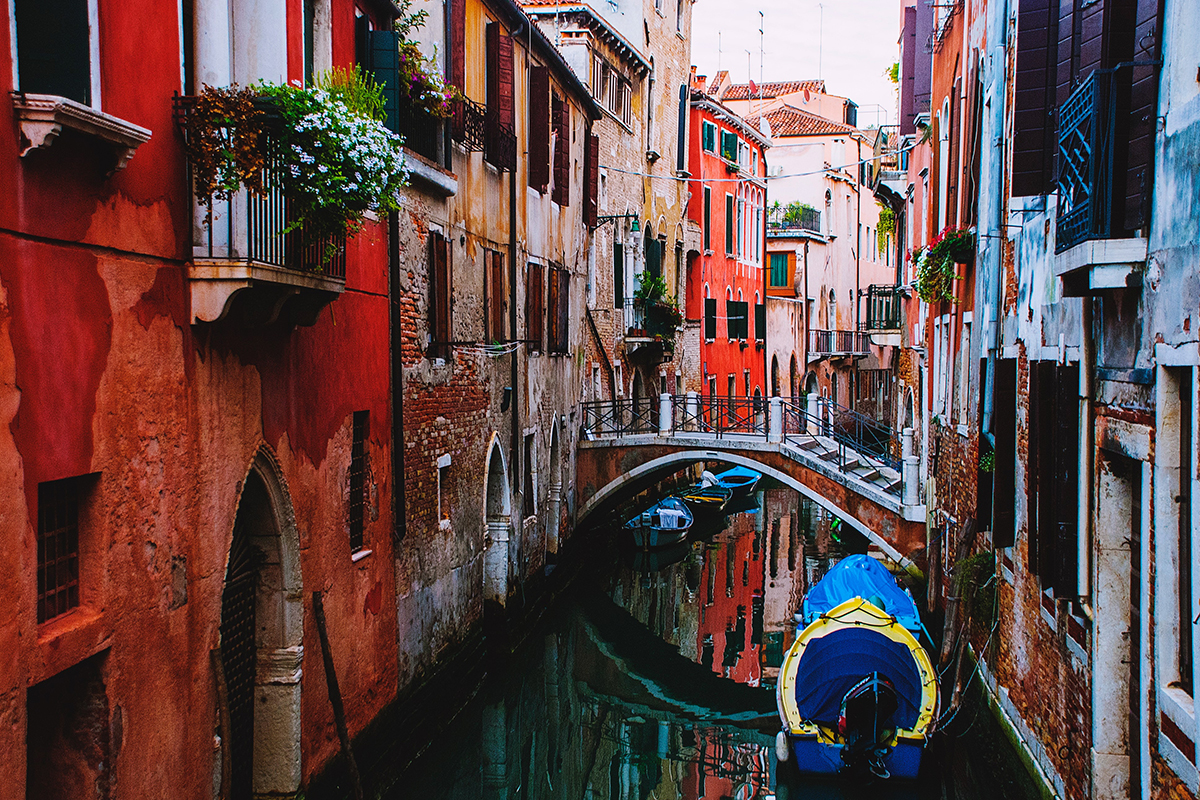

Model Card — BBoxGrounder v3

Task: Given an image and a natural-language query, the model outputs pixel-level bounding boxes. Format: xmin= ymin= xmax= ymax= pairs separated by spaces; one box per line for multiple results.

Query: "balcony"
xmin=450 ymin=97 xmax=515 ymax=172
xmin=1056 ymin=71 xmax=1118 ymax=254
xmin=767 ymin=205 xmax=822 ymax=237
xmin=175 ymin=96 xmax=346 ymax=326
xmin=808 ymin=329 xmax=870 ymax=359
xmin=861 ymin=284 xmax=903 ymax=333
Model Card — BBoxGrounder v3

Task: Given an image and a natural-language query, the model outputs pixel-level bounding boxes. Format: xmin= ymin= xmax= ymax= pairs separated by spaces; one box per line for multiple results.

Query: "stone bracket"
xmin=11 ymin=92 xmax=152 ymax=173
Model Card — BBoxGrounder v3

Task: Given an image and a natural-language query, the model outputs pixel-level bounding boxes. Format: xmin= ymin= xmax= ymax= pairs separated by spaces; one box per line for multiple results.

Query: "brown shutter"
xmin=553 ymin=95 xmax=570 ymax=206
xmin=1036 ymin=360 xmax=1058 ymax=585
xmin=546 ymin=266 xmax=560 ymax=351
xmin=1053 ymin=363 xmax=1080 ymax=594
xmin=486 ymin=23 xmax=513 ymax=127
xmin=1123 ymin=0 xmax=1163 ymax=230
xmin=430 ymin=231 xmax=452 ymax=350
xmin=487 ymin=251 xmax=505 ymax=342
xmin=451 ymin=0 xmax=465 ymax=91
xmin=1054 ymin=0 xmax=1078 ymax=110
xmin=1013 ymin=0 xmax=1059 ymax=196
xmin=529 ymin=66 xmax=551 ymax=191
xmin=557 ymin=267 xmax=570 ymax=353
xmin=526 ymin=262 xmax=543 ymax=350
xmin=486 ymin=23 xmax=500 ymax=113
xmin=992 ymin=358 xmax=1017 ymax=548
xmin=585 ymin=133 xmax=599 ymax=227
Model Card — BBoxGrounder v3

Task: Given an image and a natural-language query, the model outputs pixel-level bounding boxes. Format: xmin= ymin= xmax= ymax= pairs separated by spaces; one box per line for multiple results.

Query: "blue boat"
xmin=712 ymin=466 xmax=762 ymax=497
xmin=622 ymin=496 xmax=694 ymax=549
xmin=776 ymin=554 xmax=938 ymax=780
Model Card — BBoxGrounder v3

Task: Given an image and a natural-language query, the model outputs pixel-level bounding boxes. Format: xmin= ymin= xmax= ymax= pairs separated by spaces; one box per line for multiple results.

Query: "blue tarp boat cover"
xmin=793 ymin=627 xmax=923 ymax=729
xmin=715 ymin=466 xmax=761 ymax=481
xmin=801 ymin=554 xmax=921 ymax=632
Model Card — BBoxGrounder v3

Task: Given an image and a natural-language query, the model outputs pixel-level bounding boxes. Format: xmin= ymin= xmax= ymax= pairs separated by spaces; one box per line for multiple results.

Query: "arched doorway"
xmin=218 ymin=452 xmax=303 ymax=799
xmin=790 ymin=356 xmax=799 ymax=399
xmin=484 ymin=439 xmax=511 ymax=608
xmin=547 ymin=423 xmax=563 ymax=557
xmin=771 ymin=356 xmax=780 ymax=397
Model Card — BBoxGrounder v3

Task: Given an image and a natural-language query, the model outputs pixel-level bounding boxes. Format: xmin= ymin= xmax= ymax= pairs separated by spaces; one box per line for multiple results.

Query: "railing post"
xmin=902 ymin=427 xmax=920 ymax=506
xmin=685 ymin=391 xmax=699 ymax=432
xmin=768 ymin=396 xmax=783 ymax=443
xmin=659 ymin=393 xmax=673 ymax=436
xmin=806 ymin=393 xmax=820 ymax=435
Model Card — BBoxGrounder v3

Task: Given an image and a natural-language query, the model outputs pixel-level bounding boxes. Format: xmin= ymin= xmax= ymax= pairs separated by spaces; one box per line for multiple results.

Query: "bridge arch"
xmin=577 ymin=450 xmax=915 ymax=571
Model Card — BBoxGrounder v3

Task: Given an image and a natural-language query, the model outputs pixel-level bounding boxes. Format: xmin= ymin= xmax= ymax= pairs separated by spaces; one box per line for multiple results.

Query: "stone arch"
xmin=805 ymin=371 xmax=819 ymax=395
xmin=483 ymin=436 xmax=512 ymax=607
xmin=218 ymin=447 xmax=303 ymax=798
xmin=577 ymin=451 xmax=914 ymax=571
xmin=790 ymin=355 xmax=799 ymax=399
xmin=547 ymin=422 xmax=563 ymax=556
xmin=771 ymin=356 xmax=780 ymax=397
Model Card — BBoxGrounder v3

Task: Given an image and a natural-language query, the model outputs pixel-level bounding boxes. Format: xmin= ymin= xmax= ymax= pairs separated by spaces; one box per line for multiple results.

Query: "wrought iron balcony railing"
xmin=860 ymin=284 xmax=903 ymax=332
xmin=174 ymin=95 xmax=346 ymax=278
xmin=450 ymin=96 xmax=486 ymax=152
xmin=484 ymin=111 xmax=517 ymax=172
xmin=767 ymin=205 xmax=822 ymax=235
xmin=808 ymin=329 xmax=870 ymax=357
xmin=1056 ymin=70 xmax=1117 ymax=253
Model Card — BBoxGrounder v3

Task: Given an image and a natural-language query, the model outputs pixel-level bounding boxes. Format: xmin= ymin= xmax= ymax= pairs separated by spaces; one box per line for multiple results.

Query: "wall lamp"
xmin=592 ymin=213 xmax=640 ymax=233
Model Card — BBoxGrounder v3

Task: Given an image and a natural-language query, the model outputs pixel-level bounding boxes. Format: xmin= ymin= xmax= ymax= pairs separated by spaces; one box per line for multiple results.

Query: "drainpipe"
xmin=1078 ymin=298 xmax=1094 ymax=601
xmin=508 ymin=19 xmax=527 ymax=583
xmin=389 ymin=210 xmax=406 ymax=541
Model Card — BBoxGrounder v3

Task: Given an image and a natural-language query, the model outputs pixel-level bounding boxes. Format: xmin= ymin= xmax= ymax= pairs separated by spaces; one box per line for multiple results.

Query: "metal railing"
xmin=1056 ymin=70 xmax=1117 ymax=253
xmin=808 ymin=329 xmax=870 ymax=356
xmin=767 ymin=205 xmax=822 ymax=235
xmin=450 ymin=97 xmax=487 ymax=152
xmin=777 ymin=398 xmax=899 ymax=489
xmin=860 ymin=284 xmax=904 ymax=331
xmin=813 ymin=396 xmax=900 ymax=468
xmin=582 ymin=397 xmax=658 ymax=436
xmin=484 ymin=112 xmax=517 ymax=171
xmin=670 ymin=395 xmax=767 ymax=437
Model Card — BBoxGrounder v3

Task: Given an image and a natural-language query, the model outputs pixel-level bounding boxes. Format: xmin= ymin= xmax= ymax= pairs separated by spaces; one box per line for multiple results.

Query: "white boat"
xmin=622 ymin=496 xmax=694 ymax=549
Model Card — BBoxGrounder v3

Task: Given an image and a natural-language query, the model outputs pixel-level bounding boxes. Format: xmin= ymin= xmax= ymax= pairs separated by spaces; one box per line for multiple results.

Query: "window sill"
xmin=351 ymin=548 xmax=373 ymax=563
xmin=35 ymin=606 xmax=110 ymax=683
xmin=12 ymin=92 xmax=151 ymax=173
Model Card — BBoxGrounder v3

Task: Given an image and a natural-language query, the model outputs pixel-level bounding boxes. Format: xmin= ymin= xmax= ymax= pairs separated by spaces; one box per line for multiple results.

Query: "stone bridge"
xmin=574 ymin=395 xmax=928 ymax=571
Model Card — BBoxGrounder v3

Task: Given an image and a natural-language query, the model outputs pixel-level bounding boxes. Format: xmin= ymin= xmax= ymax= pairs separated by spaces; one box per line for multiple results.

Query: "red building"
xmin=686 ymin=83 xmax=769 ymax=404
xmin=0 ymin=1 xmax=407 ymax=795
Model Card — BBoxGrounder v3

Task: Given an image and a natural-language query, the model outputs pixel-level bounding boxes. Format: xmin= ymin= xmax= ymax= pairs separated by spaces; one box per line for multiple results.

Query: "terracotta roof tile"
xmin=749 ymin=105 xmax=855 ymax=137
xmin=721 ymin=80 xmax=825 ymax=101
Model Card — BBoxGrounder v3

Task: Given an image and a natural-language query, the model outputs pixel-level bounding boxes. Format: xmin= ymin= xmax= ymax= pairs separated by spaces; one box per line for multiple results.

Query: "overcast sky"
xmin=689 ymin=0 xmax=901 ymax=129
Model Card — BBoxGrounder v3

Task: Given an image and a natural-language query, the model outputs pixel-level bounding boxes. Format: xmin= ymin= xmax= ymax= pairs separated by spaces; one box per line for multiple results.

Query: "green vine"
xmin=955 ymin=551 xmax=997 ymax=635
xmin=913 ymin=226 xmax=974 ymax=303
xmin=877 ymin=205 xmax=895 ymax=253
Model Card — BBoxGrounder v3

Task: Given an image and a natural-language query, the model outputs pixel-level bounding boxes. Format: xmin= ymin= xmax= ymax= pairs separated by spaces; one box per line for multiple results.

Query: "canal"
xmin=325 ymin=479 xmax=1045 ymax=800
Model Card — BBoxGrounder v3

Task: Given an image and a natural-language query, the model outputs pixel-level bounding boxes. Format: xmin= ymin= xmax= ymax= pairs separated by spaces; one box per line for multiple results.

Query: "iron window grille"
xmin=348 ymin=411 xmax=369 ymax=552
xmin=37 ymin=476 xmax=87 ymax=623
xmin=860 ymin=284 xmax=904 ymax=331
xmin=1056 ymin=70 xmax=1118 ymax=253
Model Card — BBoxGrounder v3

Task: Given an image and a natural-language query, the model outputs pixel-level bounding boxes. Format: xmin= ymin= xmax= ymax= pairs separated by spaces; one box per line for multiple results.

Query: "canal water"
xmin=360 ymin=480 xmax=1043 ymax=800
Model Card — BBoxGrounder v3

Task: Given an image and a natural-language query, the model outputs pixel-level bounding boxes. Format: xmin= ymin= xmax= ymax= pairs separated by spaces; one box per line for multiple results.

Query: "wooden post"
xmin=210 ymin=648 xmax=233 ymax=800
xmin=313 ymin=591 xmax=364 ymax=800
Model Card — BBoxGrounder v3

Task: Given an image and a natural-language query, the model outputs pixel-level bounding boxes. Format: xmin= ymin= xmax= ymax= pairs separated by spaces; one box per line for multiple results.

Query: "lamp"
xmin=593 ymin=212 xmax=641 ymax=233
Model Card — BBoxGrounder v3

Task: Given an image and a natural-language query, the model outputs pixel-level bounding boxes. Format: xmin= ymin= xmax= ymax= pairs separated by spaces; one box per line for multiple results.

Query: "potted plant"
xmin=912 ymin=227 xmax=975 ymax=303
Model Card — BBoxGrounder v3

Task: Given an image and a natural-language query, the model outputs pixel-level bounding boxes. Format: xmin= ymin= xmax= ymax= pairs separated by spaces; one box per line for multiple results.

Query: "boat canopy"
xmin=801 ymin=554 xmax=921 ymax=632
xmin=793 ymin=627 xmax=923 ymax=729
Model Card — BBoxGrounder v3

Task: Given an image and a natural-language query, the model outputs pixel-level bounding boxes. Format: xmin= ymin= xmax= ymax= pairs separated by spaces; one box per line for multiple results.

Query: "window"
xmin=486 ymin=250 xmax=506 ymax=343
xmin=720 ymin=130 xmax=738 ymax=162
xmin=703 ymin=188 xmax=712 ymax=250
xmin=14 ymin=0 xmax=92 ymax=104
xmin=737 ymin=198 xmax=744 ymax=257
xmin=769 ymin=253 xmax=789 ymax=287
xmin=702 ymin=121 xmax=717 ymax=153
xmin=37 ymin=476 xmax=89 ymax=623
xmin=704 ymin=297 xmax=717 ymax=340
xmin=727 ymin=374 xmax=736 ymax=398
xmin=360 ymin=24 xmax=402 ymax=134
xmin=526 ymin=262 xmax=544 ymax=351
xmin=585 ymin=134 xmax=599 ymax=227
xmin=429 ymin=230 xmax=452 ymax=358
xmin=485 ymin=22 xmax=515 ymax=168
xmin=613 ymin=242 xmax=624 ymax=309
xmin=548 ymin=266 xmax=570 ymax=354
xmin=956 ymin=319 xmax=971 ymax=424
xmin=725 ymin=195 xmax=734 ymax=254
xmin=1025 ymin=361 xmax=1080 ymax=586
xmin=755 ymin=302 xmax=766 ymax=341
xmin=726 ymin=298 xmax=748 ymax=340
xmin=523 ymin=434 xmax=536 ymax=519
xmin=437 ymin=454 xmax=451 ymax=525
xmin=529 ymin=66 xmax=551 ymax=191
xmin=552 ymin=94 xmax=570 ymax=206
xmin=349 ymin=411 xmax=369 ymax=553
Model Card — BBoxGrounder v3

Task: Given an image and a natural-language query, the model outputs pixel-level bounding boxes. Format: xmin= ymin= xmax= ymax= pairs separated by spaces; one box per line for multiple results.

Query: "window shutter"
xmin=1012 ymin=0 xmax=1058 ymax=196
xmin=585 ymin=133 xmax=599 ymax=227
xmin=1036 ymin=360 xmax=1058 ymax=585
xmin=703 ymin=188 xmax=711 ymax=250
xmin=755 ymin=304 xmax=766 ymax=341
xmin=497 ymin=28 xmax=514 ymax=129
xmin=645 ymin=236 xmax=660 ymax=279
xmin=15 ymin=0 xmax=91 ymax=104
xmin=725 ymin=299 xmax=735 ymax=339
xmin=1123 ymin=0 xmax=1163 ymax=230
xmin=366 ymin=29 xmax=401 ymax=134
xmin=704 ymin=298 xmax=717 ymax=340
xmin=552 ymin=95 xmax=570 ymax=206
xmin=450 ymin=0 xmax=465 ymax=91
xmin=556 ymin=268 xmax=571 ymax=353
xmin=992 ymin=358 xmax=1017 ymax=547
xmin=725 ymin=199 xmax=734 ymax=254
xmin=529 ymin=67 xmax=551 ymax=191
xmin=676 ymin=83 xmax=689 ymax=173
xmin=1053 ymin=362 xmax=1080 ymax=594
xmin=488 ymin=251 xmax=505 ymax=342
xmin=613 ymin=243 xmax=624 ymax=309
xmin=547 ymin=266 xmax=560 ymax=350
xmin=1027 ymin=358 xmax=1041 ymax=571
xmin=526 ymin=263 xmax=543 ymax=350
xmin=430 ymin=231 xmax=452 ymax=350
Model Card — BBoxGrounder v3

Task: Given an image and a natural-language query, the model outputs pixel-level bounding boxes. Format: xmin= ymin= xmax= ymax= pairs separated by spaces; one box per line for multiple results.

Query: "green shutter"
xmin=613 ymin=243 xmax=624 ymax=309
xmin=367 ymin=30 xmax=401 ymax=134
xmin=770 ymin=253 xmax=788 ymax=287
xmin=704 ymin=299 xmax=717 ymax=339
xmin=755 ymin=303 xmax=766 ymax=340
xmin=725 ymin=200 xmax=734 ymax=254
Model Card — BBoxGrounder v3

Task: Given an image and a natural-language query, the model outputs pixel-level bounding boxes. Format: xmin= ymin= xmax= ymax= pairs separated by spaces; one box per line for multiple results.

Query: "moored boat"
xmin=622 ymin=496 xmax=694 ymax=549
xmin=713 ymin=465 xmax=762 ymax=497
xmin=675 ymin=483 xmax=732 ymax=510
xmin=775 ymin=554 xmax=937 ymax=780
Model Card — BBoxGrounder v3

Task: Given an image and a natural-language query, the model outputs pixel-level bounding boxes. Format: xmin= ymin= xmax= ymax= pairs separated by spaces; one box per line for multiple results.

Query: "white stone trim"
xmin=11 ymin=92 xmax=151 ymax=171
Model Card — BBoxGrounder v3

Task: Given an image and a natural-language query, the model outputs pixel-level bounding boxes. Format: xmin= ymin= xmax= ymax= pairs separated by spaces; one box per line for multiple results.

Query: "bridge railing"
xmin=776 ymin=398 xmax=900 ymax=493
xmin=672 ymin=394 xmax=767 ymax=437
xmin=582 ymin=397 xmax=658 ymax=436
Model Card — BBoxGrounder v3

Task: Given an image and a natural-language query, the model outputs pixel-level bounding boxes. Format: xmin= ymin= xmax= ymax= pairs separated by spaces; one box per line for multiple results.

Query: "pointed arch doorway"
xmin=218 ymin=453 xmax=303 ymax=799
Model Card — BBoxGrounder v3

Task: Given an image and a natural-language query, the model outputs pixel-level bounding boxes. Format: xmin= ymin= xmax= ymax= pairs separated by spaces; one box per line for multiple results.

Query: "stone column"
xmin=685 ymin=391 xmax=699 ymax=431
xmin=768 ymin=396 xmax=783 ymax=442
xmin=807 ymin=392 xmax=819 ymax=434
xmin=484 ymin=520 xmax=510 ymax=607
xmin=659 ymin=393 xmax=673 ymax=436
xmin=902 ymin=427 xmax=920 ymax=507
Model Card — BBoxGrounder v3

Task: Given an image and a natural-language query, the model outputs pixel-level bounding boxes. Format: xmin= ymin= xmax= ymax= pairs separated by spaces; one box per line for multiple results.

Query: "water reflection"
xmin=381 ymin=481 xmax=1034 ymax=800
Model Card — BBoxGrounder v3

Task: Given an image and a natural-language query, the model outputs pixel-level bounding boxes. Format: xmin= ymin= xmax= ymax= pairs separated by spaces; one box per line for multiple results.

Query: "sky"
xmin=689 ymin=0 xmax=901 ymax=129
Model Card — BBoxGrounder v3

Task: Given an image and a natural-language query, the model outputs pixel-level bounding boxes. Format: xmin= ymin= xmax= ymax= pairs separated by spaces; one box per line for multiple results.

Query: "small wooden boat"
xmin=675 ymin=484 xmax=732 ymax=510
xmin=623 ymin=496 xmax=694 ymax=549
xmin=713 ymin=466 xmax=762 ymax=497
xmin=776 ymin=554 xmax=937 ymax=780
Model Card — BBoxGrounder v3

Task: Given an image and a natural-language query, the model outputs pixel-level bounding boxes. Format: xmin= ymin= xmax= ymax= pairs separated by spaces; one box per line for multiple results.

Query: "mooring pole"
xmin=313 ymin=591 xmax=364 ymax=800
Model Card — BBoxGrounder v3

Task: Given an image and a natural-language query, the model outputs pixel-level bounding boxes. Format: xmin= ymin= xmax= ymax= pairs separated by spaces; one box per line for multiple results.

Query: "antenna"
xmin=818 ymin=3 xmax=824 ymax=80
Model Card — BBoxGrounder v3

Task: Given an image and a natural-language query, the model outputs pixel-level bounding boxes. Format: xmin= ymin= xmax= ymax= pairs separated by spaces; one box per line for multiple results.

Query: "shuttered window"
xmin=486 ymin=250 xmax=505 ymax=343
xmin=1012 ymin=0 xmax=1058 ymax=196
xmin=547 ymin=267 xmax=570 ymax=354
xmin=585 ymin=133 xmax=599 ymax=228
xmin=348 ymin=411 xmax=369 ymax=553
xmin=529 ymin=66 xmax=551 ymax=191
xmin=15 ymin=0 xmax=91 ymax=104
xmin=702 ymin=121 xmax=716 ymax=153
xmin=552 ymin=95 xmax=570 ymax=206
xmin=364 ymin=29 xmax=401 ymax=134
xmin=704 ymin=298 xmax=717 ymax=340
xmin=703 ymin=188 xmax=712 ymax=251
xmin=726 ymin=300 xmax=748 ymax=340
xmin=720 ymin=130 xmax=738 ymax=162
xmin=755 ymin=304 xmax=766 ymax=341
xmin=613 ymin=243 xmax=624 ymax=309
xmin=526 ymin=262 xmax=544 ymax=352
xmin=1124 ymin=0 xmax=1163 ymax=230
xmin=725 ymin=195 xmax=734 ymax=254
xmin=769 ymin=253 xmax=789 ymax=287
xmin=676 ymin=83 xmax=689 ymax=173
xmin=429 ymin=231 xmax=452 ymax=357
xmin=992 ymin=358 xmax=1017 ymax=547
xmin=1025 ymin=360 xmax=1080 ymax=593
xmin=450 ymin=0 xmax=465 ymax=90
xmin=645 ymin=236 xmax=662 ymax=280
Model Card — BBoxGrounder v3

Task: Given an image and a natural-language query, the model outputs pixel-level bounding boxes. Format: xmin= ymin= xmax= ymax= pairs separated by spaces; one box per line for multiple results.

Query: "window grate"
xmin=349 ymin=411 xmax=369 ymax=552
xmin=37 ymin=478 xmax=82 ymax=623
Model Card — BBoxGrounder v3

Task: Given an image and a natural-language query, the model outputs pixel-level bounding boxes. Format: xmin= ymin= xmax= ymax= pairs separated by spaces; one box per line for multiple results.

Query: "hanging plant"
xmin=397 ymin=41 xmax=463 ymax=119
xmin=183 ymin=85 xmax=269 ymax=205
xmin=877 ymin=205 xmax=895 ymax=253
xmin=912 ymin=226 xmax=975 ymax=303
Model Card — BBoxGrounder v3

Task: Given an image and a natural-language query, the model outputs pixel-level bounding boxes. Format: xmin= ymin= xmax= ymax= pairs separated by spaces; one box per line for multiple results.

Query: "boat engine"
xmin=836 ymin=672 xmax=899 ymax=779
